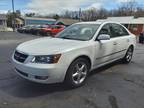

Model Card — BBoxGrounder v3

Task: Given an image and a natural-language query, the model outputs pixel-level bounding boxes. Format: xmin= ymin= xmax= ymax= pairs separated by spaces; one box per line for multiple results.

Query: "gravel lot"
xmin=0 ymin=32 xmax=144 ymax=108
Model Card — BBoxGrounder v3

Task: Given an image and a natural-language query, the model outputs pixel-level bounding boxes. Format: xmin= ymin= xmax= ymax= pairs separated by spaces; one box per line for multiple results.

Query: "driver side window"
xmin=99 ymin=24 xmax=111 ymax=36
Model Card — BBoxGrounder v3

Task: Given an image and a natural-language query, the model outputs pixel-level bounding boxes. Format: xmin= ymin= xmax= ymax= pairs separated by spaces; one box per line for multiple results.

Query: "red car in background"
xmin=39 ymin=25 xmax=65 ymax=36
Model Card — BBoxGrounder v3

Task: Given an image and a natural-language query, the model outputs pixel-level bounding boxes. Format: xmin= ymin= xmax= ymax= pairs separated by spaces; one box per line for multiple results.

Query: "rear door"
xmin=110 ymin=23 xmax=130 ymax=58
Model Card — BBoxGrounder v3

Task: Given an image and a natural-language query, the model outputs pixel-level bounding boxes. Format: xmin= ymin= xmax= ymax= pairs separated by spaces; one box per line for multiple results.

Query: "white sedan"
xmin=12 ymin=21 xmax=136 ymax=88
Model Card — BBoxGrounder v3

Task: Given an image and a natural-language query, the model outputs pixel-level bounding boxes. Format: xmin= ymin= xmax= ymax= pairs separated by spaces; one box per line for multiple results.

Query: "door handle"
xmin=113 ymin=42 xmax=117 ymax=45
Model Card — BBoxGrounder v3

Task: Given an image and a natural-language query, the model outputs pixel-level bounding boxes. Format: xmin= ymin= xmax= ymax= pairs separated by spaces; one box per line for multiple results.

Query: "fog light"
xmin=35 ymin=76 xmax=48 ymax=80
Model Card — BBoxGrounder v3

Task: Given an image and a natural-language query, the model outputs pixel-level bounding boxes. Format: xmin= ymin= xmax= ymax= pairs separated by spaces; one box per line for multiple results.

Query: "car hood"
xmin=16 ymin=37 xmax=87 ymax=55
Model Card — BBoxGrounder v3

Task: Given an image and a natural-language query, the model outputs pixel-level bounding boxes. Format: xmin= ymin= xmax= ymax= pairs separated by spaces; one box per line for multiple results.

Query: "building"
xmin=15 ymin=17 xmax=79 ymax=28
xmin=128 ymin=18 xmax=144 ymax=35
xmin=24 ymin=17 xmax=56 ymax=25
xmin=24 ymin=17 xmax=80 ymax=26
xmin=0 ymin=14 xmax=7 ymax=29
xmin=97 ymin=16 xmax=144 ymax=35
xmin=15 ymin=17 xmax=24 ymax=28
xmin=14 ymin=17 xmax=57 ymax=28
xmin=58 ymin=18 xmax=80 ymax=26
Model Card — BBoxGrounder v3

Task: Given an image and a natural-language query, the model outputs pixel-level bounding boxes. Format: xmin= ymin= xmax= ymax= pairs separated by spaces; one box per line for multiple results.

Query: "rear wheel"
xmin=65 ymin=58 xmax=90 ymax=88
xmin=122 ymin=46 xmax=133 ymax=63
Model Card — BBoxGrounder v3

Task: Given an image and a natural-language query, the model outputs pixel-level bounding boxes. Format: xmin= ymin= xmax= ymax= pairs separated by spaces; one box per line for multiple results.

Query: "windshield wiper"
xmin=60 ymin=36 xmax=85 ymax=41
xmin=56 ymin=34 xmax=86 ymax=41
xmin=60 ymin=37 xmax=72 ymax=39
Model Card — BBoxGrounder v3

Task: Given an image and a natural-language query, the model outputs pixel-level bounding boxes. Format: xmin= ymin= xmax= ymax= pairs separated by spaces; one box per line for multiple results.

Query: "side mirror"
xmin=97 ymin=34 xmax=110 ymax=40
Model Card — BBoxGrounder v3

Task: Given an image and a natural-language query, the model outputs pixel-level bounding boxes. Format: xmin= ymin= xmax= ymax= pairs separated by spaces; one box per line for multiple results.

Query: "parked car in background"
xmin=12 ymin=21 xmax=136 ymax=88
xmin=17 ymin=26 xmax=26 ymax=33
xmin=17 ymin=25 xmax=34 ymax=33
xmin=29 ymin=25 xmax=49 ymax=35
xmin=29 ymin=25 xmax=41 ymax=35
xmin=25 ymin=25 xmax=36 ymax=33
xmin=39 ymin=25 xmax=65 ymax=36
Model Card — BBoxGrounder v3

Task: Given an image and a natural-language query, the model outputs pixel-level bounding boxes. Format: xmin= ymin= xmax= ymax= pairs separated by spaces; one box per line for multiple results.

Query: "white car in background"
xmin=12 ymin=21 xmax=136 ymax=88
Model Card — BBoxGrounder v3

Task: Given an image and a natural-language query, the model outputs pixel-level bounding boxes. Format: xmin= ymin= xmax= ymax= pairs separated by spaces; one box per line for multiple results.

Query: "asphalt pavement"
xmin=0 ymin=32 xmax=144 ymax=108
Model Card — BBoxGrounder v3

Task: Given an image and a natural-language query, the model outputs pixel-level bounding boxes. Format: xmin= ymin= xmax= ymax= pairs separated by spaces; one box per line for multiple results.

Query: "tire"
xmin=122 ymin=46 xmax=133 ymax=64
xmin=64 ymin=58 xmax=90 ymax=88
xmin=36 ymin=31 xmax=40 ymax=36
xmin=46 ymin=31 xmax=52 ymax=36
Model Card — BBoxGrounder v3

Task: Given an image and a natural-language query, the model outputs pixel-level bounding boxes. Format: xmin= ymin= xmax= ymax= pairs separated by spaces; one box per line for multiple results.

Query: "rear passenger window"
xmin=110 ymin=24 xmax=129 ymax=38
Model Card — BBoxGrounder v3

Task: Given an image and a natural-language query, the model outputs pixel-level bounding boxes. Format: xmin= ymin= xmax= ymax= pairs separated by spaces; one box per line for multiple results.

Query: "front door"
xmin=94 ymin=24 xmax=118 ymax=66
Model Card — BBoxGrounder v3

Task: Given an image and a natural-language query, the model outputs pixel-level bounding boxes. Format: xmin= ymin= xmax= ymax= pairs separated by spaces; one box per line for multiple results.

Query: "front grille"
xmin=14 ymin=51 xmax=28 ymax=63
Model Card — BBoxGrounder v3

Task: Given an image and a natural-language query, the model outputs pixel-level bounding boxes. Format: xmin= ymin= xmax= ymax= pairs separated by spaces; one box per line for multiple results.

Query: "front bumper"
xmin=12 ymin=56 xmax=67 ymax=84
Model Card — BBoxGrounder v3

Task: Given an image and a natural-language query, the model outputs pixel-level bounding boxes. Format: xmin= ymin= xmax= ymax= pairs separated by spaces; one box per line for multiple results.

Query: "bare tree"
xmin=117 ymin=0 xmax=138 ymax=16
xmin=24 ymin=0 xmax=144 ymax=21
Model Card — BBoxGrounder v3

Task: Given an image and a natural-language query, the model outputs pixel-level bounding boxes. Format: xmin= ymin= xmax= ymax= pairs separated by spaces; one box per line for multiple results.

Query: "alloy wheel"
xmin=72 ymin=62 xmax=88 ymax=85
xmin=126 ymin=48 xmax=133 ymax=62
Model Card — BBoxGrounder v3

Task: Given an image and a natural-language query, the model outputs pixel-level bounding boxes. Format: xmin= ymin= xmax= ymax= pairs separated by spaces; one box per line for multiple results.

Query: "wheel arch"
xmin=129 ymin=44 xmax=134 ymax=51
xmin=67 ymin=55 xmax=92 ymax=71
xmin=64 ymin=54 xmax=92 ymax=84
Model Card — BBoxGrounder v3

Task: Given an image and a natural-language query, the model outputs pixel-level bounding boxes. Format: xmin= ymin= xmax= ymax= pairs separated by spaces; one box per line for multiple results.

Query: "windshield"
xmin=56 ymin=24 xmax=100 ymax=41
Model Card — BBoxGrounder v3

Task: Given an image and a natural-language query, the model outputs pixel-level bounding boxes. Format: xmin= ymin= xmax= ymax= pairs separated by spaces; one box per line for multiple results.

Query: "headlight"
xmin=31 ymin=54 xmax=61 ymax=64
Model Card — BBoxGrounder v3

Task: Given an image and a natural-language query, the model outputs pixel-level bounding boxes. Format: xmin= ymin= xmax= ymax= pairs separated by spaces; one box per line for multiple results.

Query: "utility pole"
xmin=79 ymin=8 xmax=81 ymax=22
xmin=12 ymin=0 xmax=15 ymax=31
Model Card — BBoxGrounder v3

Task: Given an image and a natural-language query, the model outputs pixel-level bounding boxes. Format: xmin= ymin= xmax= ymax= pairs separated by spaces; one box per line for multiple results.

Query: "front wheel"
xmin=122 ymin=46 xmax=133 ymax=63
xmin=64 ymin=58 xmax=90 ymax=88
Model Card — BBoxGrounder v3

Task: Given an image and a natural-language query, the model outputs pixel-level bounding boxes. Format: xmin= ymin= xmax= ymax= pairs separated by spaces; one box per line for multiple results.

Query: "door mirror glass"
xmin=97 ymin=34 xmax=110 ymax=40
